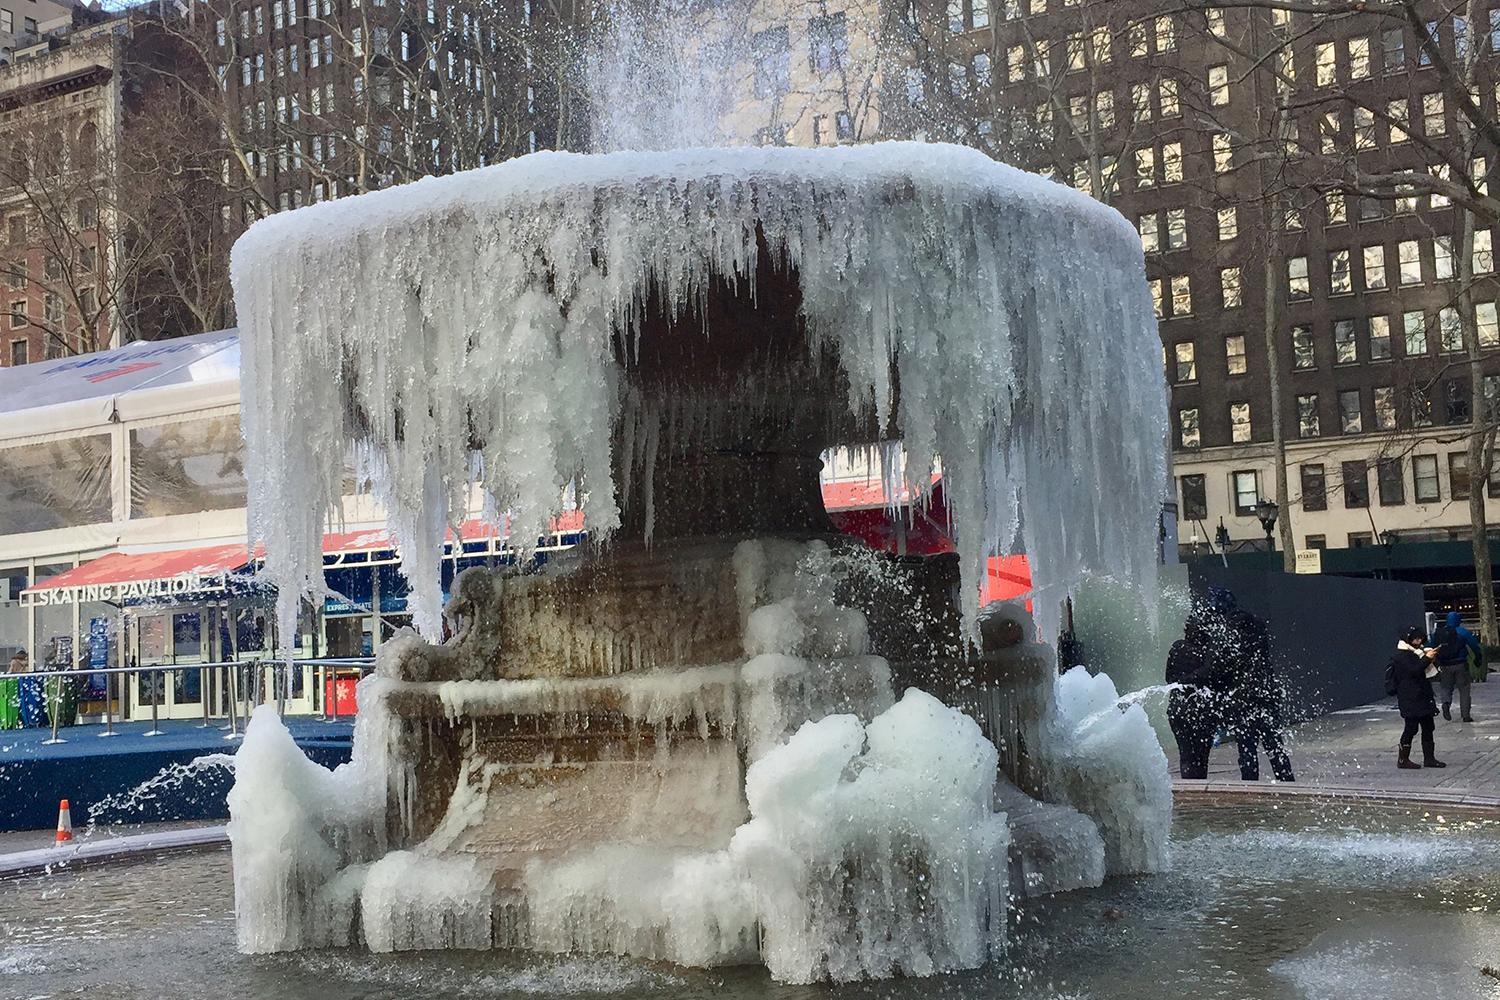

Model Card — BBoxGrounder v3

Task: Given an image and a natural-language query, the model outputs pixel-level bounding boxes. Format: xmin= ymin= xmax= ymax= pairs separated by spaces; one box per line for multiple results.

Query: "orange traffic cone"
xmin=55 ymin=799 xmax=73 ymax=844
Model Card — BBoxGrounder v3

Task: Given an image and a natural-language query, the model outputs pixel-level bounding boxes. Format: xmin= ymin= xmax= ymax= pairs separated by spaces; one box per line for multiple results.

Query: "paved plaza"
xmin=1173 ymin=673 xmax=1500 ymax=807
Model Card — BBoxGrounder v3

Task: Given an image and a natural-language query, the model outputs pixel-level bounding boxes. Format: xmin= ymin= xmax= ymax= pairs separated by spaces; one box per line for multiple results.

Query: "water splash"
xmin=583 ymin=0 xmax=746 ymax=151
xmin=84 ymin=754 xmax=236 ymax=829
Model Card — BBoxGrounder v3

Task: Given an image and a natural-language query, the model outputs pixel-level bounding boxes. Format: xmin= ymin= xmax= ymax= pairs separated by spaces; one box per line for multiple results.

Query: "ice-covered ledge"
xmin=232 ymin=142 xmax=1168 ymax=642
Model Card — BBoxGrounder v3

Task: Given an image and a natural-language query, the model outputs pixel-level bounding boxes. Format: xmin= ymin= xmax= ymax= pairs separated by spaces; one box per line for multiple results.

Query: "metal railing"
xmin=2 ymin=657 xmax=375 ymax=742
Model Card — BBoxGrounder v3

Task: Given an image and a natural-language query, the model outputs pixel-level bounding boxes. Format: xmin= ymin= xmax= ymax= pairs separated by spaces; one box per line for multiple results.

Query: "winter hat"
xmin=1401 ymin=625 xmax=1426 ymax=645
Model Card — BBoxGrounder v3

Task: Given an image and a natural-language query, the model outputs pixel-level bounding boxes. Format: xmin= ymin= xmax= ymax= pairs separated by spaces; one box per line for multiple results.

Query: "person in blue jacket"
xmin=1429 ymin=611 xmax=1482 ymax=723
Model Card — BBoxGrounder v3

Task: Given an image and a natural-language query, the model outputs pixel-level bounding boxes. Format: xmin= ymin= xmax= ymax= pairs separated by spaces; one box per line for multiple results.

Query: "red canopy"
xmin=21 ymin=544 xmax=253 ymax=605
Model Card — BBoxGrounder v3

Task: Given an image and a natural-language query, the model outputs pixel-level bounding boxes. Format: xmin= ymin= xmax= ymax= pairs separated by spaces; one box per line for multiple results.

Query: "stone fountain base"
xmin=229 ymin=535 xmax=1170 ymax=982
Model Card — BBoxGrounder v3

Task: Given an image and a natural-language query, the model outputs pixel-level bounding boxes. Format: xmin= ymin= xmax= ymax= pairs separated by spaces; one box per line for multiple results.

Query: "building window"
xmin=1354 ymin=107 xmax=1376 ymax=149
xmin=1339 ymin=389 xmax=1362 ymax=433
xmin=1423 ymin=93 xmax=1446 ymax=135
xmin=1479 ymin=301 xmax=1499 ymax=346
xmin=1326 ymin=192 xmax=1347 ymax=224
xmin=1329 ymin=249 xmax=1352 ymax=294
xmin=1439 ymin=306 xmax=1464 ymax=352
xmin=1179 ymin=407 xmax=1201 ymax=448
xmin=1297 ymin=393 xmax=1320 ymax=437
xmin=1451 ymin=453 xmax=1471 ymax=500
xmin=1434 ymin=236 xmax=1454 ymax=280
xmin=1292 ymin=325 xmax=1315 ymax=369
xmin=808 ymin=13 xmax=849 ymax=74
xmin=1163 ymin=142 xmax=1183 ymax=182
xmin=1403 ymin=310 xmax=1427 ymax=354
xmin=1301 ymin=464 xmax=1327 ymax=512
xmin=1181 ymin=474 xmax=1208 ymax=520
xmin=1411 ymin=385 xmax=1434 ymax=427
xmin=1475 ymin=230 xmax=1494 ymax=274
xmin=1091 ymin=25 xmax=1110 ymax=62
xmin=1225 ymin=334 xmax=1247 ymax=375
xmin=1150 ymin=278 xmax=1163 ymax=318
xmin=1378 ymin=458 xmax=1405 ymax=505
xmin=1208 ymin=64 xmax=1229 ymax=105
xmin=1343 ymin=460 xmax=1369 ymax=508
xmin=1288 ymin=256 xmax=1310 ymax=298
xmin=1349 ymin=36 xmax=1371 ymax=77
xmin=1170 ymin=275 xmax=1191 ymax=315
xmin=1155 ymin=15 xmax=1176 ymax=52
xmin=1217 ymin=207 xmax=1237 ymax=240
xmin=1174 ymin=342 xmax=1196 ymax=382
xmin=1315 ymin=42 xmax=1336 ymax=85
xmin=1213 ymin=134 xmax=1232 ymax=173
xmin=753 ymin=27 xmax=791 ymax=98
xmin=1420 ymin=20 xmax=1438 ymax=65
xmin=1446 ymin=378 xmax=1471 ymax=423
xmin=9 ymin=338 xmax=26 ymax=366
xmin=1413 ymin=455 xmax=1440 ymax=503
xmin=1363 ymin=245 xmax=1387 ymax=289
xmin=1136 ymin=148 xmax=1155 ymax=187
xmin=1388 ymin=99 xmax=1410 ymax=142
xmin=1139 ymin=214 xmax=1159 ymax=252
xmin=1370 ymin=316 xmax=1392 ymax=359
xmin=1398 ymin=240 xmax=1422 ymax=284
xmin=1230 ymin=401 xmax=1252 ymax=443
xmin=1306 ymin=534 xmax=1327 ymax=549
xmin=1167 ymin=208 xmax=1187 ymax=250
xmin=1220 ymin=267 xmax=1242 ymax=308
xmin=1232 ymin=470 xmax=1259 ymax=516
xmin=1334 ymin=319 xmax=1357 ymax=363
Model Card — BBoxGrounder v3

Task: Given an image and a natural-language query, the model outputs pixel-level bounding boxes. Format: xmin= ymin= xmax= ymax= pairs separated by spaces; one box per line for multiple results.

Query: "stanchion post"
xmin=100 ymin=671 xmax=116 ymax=738
xmin=144 ymin=668 xmax=163 ymax=737
xmin=198 ymin=666 xmax=211 ymax=728
xmin=43 ymin=674 xmax=66 ymax=745
xmin=224 ymin=662 xmax=242 ymax=740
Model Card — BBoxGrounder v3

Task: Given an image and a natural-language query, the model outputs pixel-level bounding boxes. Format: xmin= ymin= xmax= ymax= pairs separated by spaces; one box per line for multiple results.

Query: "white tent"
xmin=0 ymin=330 xmax=239 ymax=444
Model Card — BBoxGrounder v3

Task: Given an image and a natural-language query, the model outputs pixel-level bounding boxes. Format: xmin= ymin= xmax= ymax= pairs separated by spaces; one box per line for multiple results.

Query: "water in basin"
xmin=5 ymin=800 xmax=1497 ymax=1000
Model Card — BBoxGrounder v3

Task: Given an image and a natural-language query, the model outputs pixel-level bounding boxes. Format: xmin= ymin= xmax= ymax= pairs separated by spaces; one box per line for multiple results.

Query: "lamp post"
xmin=1214 ymin=517 xmax=1231 ymax=568
xmin=1380 ymin=529 xmax=1398 ymax=580
xmin=1254 ymin=498 xmax=1280 ymax=571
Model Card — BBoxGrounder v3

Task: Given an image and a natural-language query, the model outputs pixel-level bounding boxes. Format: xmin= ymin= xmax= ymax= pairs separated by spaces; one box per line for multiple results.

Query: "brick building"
xmin=0 ymin=9 xmax=124 ymax=366
xmin=880 ymin=1 xmax=1500 ymax=610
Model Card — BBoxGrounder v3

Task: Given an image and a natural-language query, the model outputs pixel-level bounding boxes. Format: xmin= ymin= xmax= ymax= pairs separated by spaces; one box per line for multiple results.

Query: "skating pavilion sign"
xmin=19 ymin=545 xmax=252 ymax=607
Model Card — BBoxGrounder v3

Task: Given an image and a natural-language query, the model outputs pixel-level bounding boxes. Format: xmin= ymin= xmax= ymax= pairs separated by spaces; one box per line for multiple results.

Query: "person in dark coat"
xmin=1166 ymin=606 xmax=1219 ymax=779
xmin=1202 ymin=587 xmax=1295 ymax=782
xmin=1390 ymin=625 xmax=1445 ymax=769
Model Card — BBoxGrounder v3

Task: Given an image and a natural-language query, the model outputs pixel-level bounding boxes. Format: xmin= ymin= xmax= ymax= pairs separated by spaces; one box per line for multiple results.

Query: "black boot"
xmin=1422 ymin=736 xmax=1446 ymax=768
xmin=1442 ymin=702 xmax=1452 ymax=721
xmin=1398 ymin=742 xmax=1421 ymax=770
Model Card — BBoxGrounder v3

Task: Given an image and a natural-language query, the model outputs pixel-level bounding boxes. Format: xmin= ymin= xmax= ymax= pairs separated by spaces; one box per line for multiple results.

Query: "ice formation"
xmin=1046 ymin=666 xmax=1173 ymax=874
xmin=232 ymin=143 xmax=1167 ymax=641
xmin=227 ymin=143 xmax=1176 ymax=984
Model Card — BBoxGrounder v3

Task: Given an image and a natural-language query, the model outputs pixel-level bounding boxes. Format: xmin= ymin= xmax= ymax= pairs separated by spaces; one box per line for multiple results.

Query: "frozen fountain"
xmin=225 ymin=143 xmax=1172 ymax=984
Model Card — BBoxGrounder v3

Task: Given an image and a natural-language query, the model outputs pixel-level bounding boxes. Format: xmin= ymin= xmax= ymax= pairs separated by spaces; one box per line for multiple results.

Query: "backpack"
xmin=1432 ymin=623 xmax=1463 ymax=663
xmin=1384 ymin=660 xmax=1398 ymax=697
